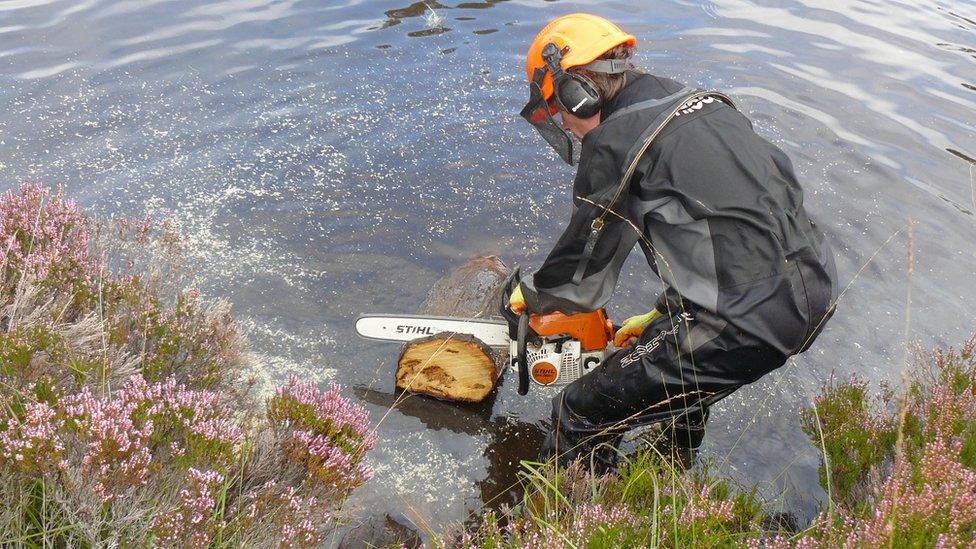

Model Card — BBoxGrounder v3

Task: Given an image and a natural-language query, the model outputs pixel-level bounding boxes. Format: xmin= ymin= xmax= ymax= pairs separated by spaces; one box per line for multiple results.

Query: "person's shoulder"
xmin=639 ymin=73 xmax=686 ymax=97
xmin=617 ymin=72 xmax=688 ymax=103
xmin=575 ymin=124 xmax=629 ymax=192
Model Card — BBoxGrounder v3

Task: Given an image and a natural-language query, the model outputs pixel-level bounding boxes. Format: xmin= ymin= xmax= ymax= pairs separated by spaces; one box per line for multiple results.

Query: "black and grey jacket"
xmin=521 ymin=73 xmax=838 ymax=357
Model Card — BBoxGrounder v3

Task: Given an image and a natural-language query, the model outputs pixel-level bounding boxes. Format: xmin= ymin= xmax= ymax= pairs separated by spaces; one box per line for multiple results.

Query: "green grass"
xmin=447 ymin=336 xmax=976 ymax=548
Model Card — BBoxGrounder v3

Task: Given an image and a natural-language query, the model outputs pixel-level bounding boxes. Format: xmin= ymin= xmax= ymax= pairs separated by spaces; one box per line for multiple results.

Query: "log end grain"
xmin=396 ymin=333 xmax=501 ymax=403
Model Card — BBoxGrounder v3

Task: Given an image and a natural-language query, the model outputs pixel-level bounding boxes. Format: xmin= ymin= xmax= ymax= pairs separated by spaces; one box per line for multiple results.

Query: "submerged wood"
xmin=419 ymin=255 xmax=511 ymax=318
xmin=396 ymin=256 xmax=511 ymax=402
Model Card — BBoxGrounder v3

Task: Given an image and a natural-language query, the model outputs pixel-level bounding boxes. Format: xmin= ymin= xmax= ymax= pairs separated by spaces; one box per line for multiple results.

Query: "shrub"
xmin=0 ymin=183 xmax=375 ymax=546
xmin=452 ymin=453 xmax=767 ymax=548
xmin=0 ymin=183 xmax=97 ymax=290
xmin=753 ymin=335 xmax=976 ymax=547
xmin=452 ymin=335 xmax=976 ymax=548
xmin=268 ymin=376 xmax=376 ymax=498
xmin=799 ymin=376 xmax=897 ymax=505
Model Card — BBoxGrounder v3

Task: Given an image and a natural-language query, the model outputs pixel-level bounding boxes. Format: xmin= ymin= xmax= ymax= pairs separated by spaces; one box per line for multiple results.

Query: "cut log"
xmin=396 ymin=333 xmax=501 ymax=402
xmin=395 ymin=256 xmax=511 ymax=402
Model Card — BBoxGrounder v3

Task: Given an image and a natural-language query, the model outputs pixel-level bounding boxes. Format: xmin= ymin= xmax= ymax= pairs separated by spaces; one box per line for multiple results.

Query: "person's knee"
xmin=552 ymin=379 xmax=588 ymax=419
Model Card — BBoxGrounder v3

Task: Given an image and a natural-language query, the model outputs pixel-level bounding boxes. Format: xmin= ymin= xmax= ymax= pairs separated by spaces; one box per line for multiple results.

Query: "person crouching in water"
xmin=509 ymin=13 xmax=838 ymax=471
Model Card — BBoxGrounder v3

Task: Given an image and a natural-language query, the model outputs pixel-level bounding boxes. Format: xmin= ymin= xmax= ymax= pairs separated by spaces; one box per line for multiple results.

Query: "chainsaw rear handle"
xmin=517 ymin=313 xmax=530 ymax=395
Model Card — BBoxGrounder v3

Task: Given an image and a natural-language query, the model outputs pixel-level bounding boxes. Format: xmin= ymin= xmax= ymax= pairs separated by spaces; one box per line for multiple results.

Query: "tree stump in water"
xmin=395 ymin=256 xmax=511 ymax=403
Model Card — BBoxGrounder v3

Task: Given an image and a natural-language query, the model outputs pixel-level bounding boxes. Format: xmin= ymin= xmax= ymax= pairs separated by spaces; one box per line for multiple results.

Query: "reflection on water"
xmin=947 ymin=149 xmax=976 ymax=165
xmin=379 ymin=0 xmax=511 ymax=33
xmin=356 ymin=384 xmax=546 ymax=513
xmin=408 ymin=27 xmax=451 ymax=38
xmin=1 ymin=0 xmax=975 ymax=535
xmin=941 ymin=7 xmax=976 ymax=29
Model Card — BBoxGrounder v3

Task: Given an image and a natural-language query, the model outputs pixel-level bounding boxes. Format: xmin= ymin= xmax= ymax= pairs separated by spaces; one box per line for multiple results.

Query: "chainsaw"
xmin=355 ymin=271 xmax=616 ymax=395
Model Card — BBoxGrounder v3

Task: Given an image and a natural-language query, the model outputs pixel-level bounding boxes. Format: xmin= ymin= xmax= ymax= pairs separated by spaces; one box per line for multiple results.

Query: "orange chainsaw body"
xmin=528 ymin=309 xmax=614 ymax=352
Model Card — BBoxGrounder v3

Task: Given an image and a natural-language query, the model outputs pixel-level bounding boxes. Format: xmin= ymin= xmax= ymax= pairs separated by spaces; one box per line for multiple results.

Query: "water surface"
xmin=1 ymin=0 xmax=975 ymax=534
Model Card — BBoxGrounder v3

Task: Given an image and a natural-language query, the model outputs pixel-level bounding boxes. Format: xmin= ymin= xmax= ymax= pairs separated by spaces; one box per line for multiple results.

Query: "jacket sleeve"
xmin=521 ymin=191 xmax=640 ymax=314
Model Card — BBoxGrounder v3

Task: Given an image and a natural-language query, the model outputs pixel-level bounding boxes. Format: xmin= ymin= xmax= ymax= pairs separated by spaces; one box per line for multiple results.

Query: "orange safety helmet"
xmin=525 ymin=13 xmax=637 ymax=103
xmin=520 ymin=14 xmax=637 ymax=164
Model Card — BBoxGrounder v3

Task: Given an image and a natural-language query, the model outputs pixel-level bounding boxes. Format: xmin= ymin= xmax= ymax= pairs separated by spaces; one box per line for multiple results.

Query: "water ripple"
xmin=15 ymin=60 xmax=80 ymax=79
xmin=0 ymin=0 xmax=61 ymax=12
xmin=1 ymin=0 xmax=975 ymax=532
xmin=101 ymin=39 xmax=223 ymax=70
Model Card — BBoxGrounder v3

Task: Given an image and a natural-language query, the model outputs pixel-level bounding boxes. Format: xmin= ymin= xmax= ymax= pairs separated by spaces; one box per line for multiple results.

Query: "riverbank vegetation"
xmin=448 ymin=340 xmax=976 ymax=547
xmin=5 ymin=183 xmax=973 ymax=547
xmin=0 ymin=183 xmax=374 ymax=546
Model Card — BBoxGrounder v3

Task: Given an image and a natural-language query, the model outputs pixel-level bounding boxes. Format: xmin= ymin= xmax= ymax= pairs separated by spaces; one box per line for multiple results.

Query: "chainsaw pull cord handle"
xmin=517 ymin=312 xmax=530 ymax=395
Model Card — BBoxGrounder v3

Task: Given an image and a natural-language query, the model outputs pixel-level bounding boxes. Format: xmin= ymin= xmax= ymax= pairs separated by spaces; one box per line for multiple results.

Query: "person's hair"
xmin=572 ymin=44 xmax=642 ymax=104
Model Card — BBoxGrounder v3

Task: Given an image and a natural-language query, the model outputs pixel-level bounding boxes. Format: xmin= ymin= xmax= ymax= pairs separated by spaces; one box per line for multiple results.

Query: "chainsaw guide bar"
xmin=355 ymin=314 xmax=510 ymax=347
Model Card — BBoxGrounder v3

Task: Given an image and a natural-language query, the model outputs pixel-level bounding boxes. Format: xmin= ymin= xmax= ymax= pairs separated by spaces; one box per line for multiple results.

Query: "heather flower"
xmin=515 ymin=503 xmax=645 ymax=549
xmin=152 ymin=468 xmax=225 ymax=547
xmin=916 ymin=378 xmax=976 ymax=444
xmin=133 ymin=374 xmax=243 ymax=458
xmin=104 ymin=285 xmax=244 ymax=389
xmin=0 ymin=182 xmax=98 ymax=288
xmin=233 ymin=480 xmax=329 ymax=548
xmin=61 ymin=374 xmax=241 ymax=501
xmin=827 ymin=434 xmax=976 ymax=546
xmin=679 ymin=483 xmax=736 ymax=526
xmin=287 ymin=428 xmax=373 ymax=490
xmin=0 ymin=400 xmax=65 ymax=473
xmin=801 ymin=374 xmax=897 ymax=504
xmin=0 ymin=185 xmax=376 ymax=545
xmin=61 ymin=384 xmax=154 ymax=501
xmin=268 ymin=376 xmax=375 ymax=495
xmin=776 ymin=339 xmax=976 ymax=548
xmin=745 ymin=534 xmax=800 ymax=549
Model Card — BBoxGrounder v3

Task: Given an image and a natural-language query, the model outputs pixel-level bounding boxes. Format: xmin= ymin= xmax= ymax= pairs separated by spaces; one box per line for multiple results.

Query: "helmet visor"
xmin=519 ymin=79 xmax=575 ymax=165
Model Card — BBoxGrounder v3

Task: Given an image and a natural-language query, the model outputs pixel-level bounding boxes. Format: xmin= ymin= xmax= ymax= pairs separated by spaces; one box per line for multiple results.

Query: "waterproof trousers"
xmin=539 ymin=303 xmax=787 ymax=469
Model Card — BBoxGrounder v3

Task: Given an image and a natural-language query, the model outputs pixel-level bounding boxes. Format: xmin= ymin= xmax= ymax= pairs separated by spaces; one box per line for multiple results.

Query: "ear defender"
xmin=541 ymin=43 xmax=604 ymax=119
